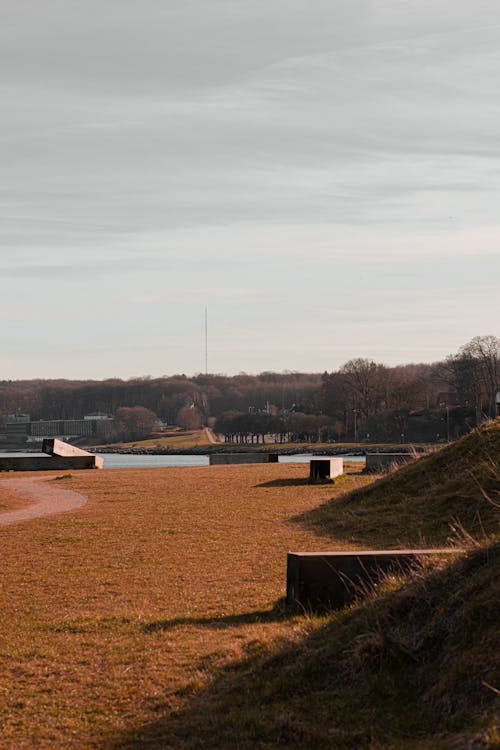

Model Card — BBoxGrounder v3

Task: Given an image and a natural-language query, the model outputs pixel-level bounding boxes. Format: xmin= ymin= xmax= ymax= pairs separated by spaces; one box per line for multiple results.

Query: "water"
xmin=95 ymin=453 xmax=365 ymax=469
xmin=98 ymin=454 xmax=210 ymax=468
xmin=0 ymin=452 xmax=365 ymax=469
xmin=0 ymin=453 xmax=47 ymax=458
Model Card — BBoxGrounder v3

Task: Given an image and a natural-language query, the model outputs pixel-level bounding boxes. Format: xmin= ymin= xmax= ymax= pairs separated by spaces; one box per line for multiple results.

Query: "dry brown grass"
xmin=96 ymin=429 xmax=213 ymax=450
xmin=0 ymin=462 xmax=372 ymax=749
xmin=0 ymin=483 xmax=36 ymax=512
xmin=296 ymin=419 xmax=500 ymax=548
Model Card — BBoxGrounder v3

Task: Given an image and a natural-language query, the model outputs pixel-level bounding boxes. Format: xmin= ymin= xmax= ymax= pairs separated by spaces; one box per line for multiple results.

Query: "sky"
xmin=1 ymin=0 xmax=499 ymax=379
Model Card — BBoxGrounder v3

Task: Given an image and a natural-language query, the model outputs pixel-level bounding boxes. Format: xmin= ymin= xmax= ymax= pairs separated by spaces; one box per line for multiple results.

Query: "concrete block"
xmin=286 ymin=549 xmax=463 ymax=610
xmin=209 ymin=453 xmax=279 ymax=465
xmin=309 ymin=457 xmax=344 ymax=483
xmin=365 ymin=453 xmax=415 ymax=472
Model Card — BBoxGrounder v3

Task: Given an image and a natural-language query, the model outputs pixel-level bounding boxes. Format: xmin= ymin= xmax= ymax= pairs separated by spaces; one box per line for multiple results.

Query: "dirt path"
xmin=0 ymin=477 xmax=89 ymax=525
xmin=204 ymin=427 xmax=218 ymax=444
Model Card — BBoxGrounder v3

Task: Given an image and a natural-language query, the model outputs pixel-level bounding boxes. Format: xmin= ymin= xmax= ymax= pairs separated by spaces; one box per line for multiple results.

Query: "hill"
xmin=112 ymin=421 xmax=500 ymax=749
xmin=120 ymin=544 xmax=499 ymax=749
xmin=296 ymin=418 xmax=500 ymax=548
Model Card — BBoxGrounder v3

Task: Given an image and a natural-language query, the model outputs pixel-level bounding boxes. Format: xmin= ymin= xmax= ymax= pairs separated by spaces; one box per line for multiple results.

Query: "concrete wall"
xmin=286 ymin=549 xmax=463 ymax=610
xmin=0 ymin=455 xmax=102 ymax=471
xmin=209 ymin=453 xmax=279 ymax=465
xmin=365 ymin=453 xmax=415 ymax=472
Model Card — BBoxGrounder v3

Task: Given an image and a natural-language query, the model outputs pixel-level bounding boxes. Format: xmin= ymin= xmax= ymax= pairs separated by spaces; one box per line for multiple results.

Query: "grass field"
xmin=95 ymin=428 xmax=214 ymax=450
xmin=0 ymin=461 xmax=371 ymax=749
xmin=0 ymin=484 xmax=35 ymax=513
xmin=1 ymin=421 xmax=498 ymax=749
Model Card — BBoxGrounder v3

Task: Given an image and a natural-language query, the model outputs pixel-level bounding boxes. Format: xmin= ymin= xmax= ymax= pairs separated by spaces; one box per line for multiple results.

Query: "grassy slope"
xmin=112 ymin=421 xmax=500 ymax=749
xmin=92 ymin=429 xmax=213 ymax=450
xmin=296 ymin=418 xmax=500 ymax=547
xmin=120 ymin=545 xmax=499 ymax=750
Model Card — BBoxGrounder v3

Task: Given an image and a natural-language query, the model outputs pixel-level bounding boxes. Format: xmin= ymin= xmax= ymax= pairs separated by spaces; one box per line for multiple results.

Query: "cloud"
xmin=3 ymin=3 xmax=500 ymax=242
xmin=1 ymin=1 xmax=499 ymax=377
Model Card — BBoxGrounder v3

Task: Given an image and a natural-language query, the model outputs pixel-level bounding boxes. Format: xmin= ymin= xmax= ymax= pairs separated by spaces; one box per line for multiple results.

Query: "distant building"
xmin=436 ymin=392 xmax=461 ymax=408
xmin=5 ymin=421 xmax=30 ymax=443
xmin=29 ymin=420 xmax=94 ymax=439
xmin=4 ymin=414 xmax=114 ymax=444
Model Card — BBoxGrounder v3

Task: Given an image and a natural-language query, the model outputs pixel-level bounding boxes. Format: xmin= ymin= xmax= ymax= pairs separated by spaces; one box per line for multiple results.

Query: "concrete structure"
xmin=29 ymin=416 xmax=114 ymax=440
xmin=286 ymin=549 xmax=464 ymax=610
xmin=309 ymin=457 xmax=344 ymax=483
xmin=0 ymin=439 xmax=103 ymax=472
xmin=5 ymin=421 xmax=30 ymax=443
xmin=30 ymin=420 xmax=94 ymax=438
xmin=3 ymin=414 xmax=114 ymax=444
xmin=209 ymin=453 xmax=279 ymax=465
xmin=365 ymin=453 xmax=415 ymax=472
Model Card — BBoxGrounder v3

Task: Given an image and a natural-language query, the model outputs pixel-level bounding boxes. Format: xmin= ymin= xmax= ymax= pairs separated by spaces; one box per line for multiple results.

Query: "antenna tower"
xmin=205 ymin=307 xmax=208 ymax=375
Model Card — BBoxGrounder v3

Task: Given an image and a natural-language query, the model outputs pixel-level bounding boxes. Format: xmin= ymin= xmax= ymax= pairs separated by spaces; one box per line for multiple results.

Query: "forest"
xmin=0 ymin=335 xmax=498 ymax=444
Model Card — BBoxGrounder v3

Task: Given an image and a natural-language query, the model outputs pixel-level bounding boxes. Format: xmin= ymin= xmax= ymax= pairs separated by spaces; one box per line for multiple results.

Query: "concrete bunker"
xmin=309 ymin=457 xmax=344 ymax=483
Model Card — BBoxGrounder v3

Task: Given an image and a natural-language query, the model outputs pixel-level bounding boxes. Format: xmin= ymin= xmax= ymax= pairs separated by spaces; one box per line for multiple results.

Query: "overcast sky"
xmin=1 ymin=0 xmax=499 ymax=379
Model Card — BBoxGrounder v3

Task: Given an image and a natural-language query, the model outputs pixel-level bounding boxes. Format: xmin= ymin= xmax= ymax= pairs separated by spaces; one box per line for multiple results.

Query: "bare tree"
xmin=114 ymin=406 xmax=159 ymax=441
xmin=176 ymin=405 xmax=202 ymax=430
xmin=459 ymin=336 xmax=500 ymax=417
xmin=339 ymin=358 xmax=388 ymax=419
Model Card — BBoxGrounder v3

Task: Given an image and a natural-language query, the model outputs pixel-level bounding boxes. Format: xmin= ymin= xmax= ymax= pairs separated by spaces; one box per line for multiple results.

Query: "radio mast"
xmin=205 ymin=307 xmax=208 ymax=375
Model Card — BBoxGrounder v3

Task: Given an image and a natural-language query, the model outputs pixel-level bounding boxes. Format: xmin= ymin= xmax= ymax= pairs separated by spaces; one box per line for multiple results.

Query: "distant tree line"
xmin=0 ymin=371 xmax=320 ymax=423
xmin=0 ymin=336 xmax=498 ymax=444
xmin=318 ymin=335 xmax=499 ymax=442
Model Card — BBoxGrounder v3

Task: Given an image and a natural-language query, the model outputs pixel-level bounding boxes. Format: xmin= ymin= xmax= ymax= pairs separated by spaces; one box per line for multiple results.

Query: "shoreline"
xmin=1 ymin=444 xmax=433 ymax=457
xmin=86 ymin=443 xmax=432 ymax=457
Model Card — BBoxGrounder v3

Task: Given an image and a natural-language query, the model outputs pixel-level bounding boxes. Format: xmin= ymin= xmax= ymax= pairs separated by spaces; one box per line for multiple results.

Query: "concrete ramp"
xmin=43 ymin=438 xmax=93 ymax=458
xmin=43 ymin=439 xmax=104 ymax=468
